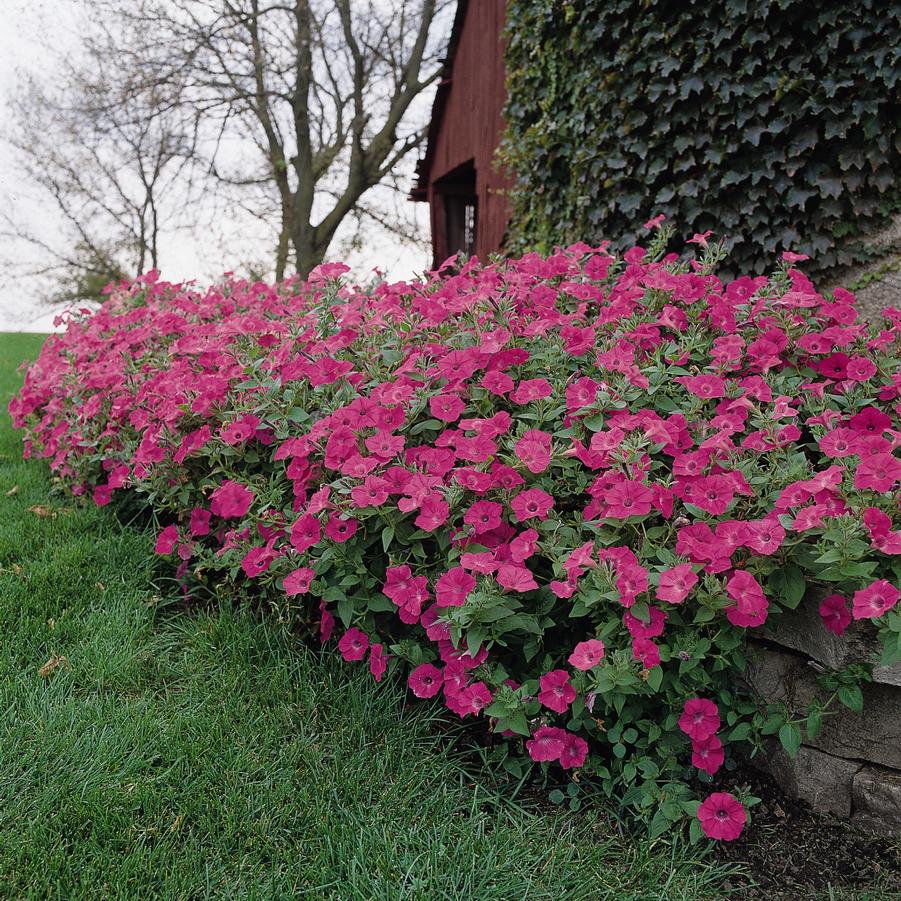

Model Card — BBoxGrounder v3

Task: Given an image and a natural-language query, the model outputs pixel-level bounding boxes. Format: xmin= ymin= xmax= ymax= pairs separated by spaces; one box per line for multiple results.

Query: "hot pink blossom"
xmin=369 ymin=643 xmax=387 ymax=682
xmin=657 ymin=563 xmax=698 ymax=604
xmin=210 ymin=480 xmax=254 ymax=519
xmin=338 ymin=627 xmax=369 ymax=662
xmin=852 ymin=580 xmax=899 ymax=620
xmin=692 ymin=734 xmax=724 ymax=775
xmin=819 ymin=594 xmax=851 ymax=635
xmin=464 ymin=500 xmax=504 ymax=534
xmin=408 ymin=663 xmax=443 ymax=698
xmin=526 ymin=726 xmax=566 ymax=762
xmin=283 ymin=567 xmax=315 ymax=596
xmin=678 ymin=698 xmax=720 ymax=741
xmin=435 ymin=567 xmax=476 ymax=608
xmin=538 ymin=670 xmax=576 ymax=713
xmin=154 ymin=524 xmax=178 ymax=555
xmin=510 ymin=488 xmax=554 ymax=522
xmin=324 ymin=513 xmax=358 ymax=543
xmin=515 ymin=429 xmax=552 ymax=473
xmin=568 ymin=639 xmax=605 ymax=670
xmin=559 ymin=732 xmax=589 ymax=769
xmin=697 ymin=792 xmax=746 ymax=841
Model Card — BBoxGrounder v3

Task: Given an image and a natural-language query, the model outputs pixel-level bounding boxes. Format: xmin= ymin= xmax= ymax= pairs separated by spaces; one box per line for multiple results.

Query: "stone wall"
xmin=745 ymin=593 xmax=901 ymax=837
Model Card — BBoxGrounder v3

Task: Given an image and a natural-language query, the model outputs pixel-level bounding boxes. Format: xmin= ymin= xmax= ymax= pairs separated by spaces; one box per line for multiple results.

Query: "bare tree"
xmin=2 ymin=46 xmax=202 ymax=301
xmin=93 ymin=0 xmax=451 ymax=278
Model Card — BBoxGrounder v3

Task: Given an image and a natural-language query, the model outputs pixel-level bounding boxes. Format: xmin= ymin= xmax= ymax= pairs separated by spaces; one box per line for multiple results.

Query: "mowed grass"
xmin=0 ymin=331 xmax=734 ymax=899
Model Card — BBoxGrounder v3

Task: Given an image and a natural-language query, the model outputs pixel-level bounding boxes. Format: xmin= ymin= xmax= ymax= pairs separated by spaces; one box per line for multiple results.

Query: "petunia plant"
xmin=10 ymin=223 xmax=901 ymax=841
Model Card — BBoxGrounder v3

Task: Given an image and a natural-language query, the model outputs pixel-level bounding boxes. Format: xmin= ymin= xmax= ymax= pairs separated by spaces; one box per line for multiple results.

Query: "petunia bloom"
xmin=538 ymin=669 xmax=576 ymax=713
xmin=283 ymin=567 xmax=315 ymax=597
xmin=408 ymin=663 xmax=443 ymax=698
xmin=819 ymin=594 xmax=851 ymax=635
xmin=678 ymin=698 xmax=720 ymax=741
xmin=338 ymin=627 xmax=369 ymax=662
xmin=852 ymin=580 xmax=900 ymax=620
xmin=568 ymin=639 xmax=605 ymax=671
xmin=210 ymin=480 xmax=254 ymax=519
xmin=697 ymin=792 xmax=746 ymax=841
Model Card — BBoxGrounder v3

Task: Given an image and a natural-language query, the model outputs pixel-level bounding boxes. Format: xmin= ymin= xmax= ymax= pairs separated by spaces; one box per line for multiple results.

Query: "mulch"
xmin=712 ymin=766 xmax=901 ymax=899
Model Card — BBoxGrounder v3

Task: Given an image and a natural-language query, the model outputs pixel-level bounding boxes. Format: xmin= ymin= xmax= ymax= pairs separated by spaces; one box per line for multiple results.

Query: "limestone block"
xmin=767 ymin=743 xmax=861 ymax=818
xmin=746 ymin=643 xmax=901 ymax=770
xmin=759 ymin=591 xmax=901 ymax=686
xmin=852 ymin=766 xmax=901 ymax=838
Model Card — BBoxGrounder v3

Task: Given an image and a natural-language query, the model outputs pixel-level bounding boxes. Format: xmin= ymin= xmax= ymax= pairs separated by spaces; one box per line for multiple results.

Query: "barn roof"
xmin=409 ymin=0 xmax=470 ymax=201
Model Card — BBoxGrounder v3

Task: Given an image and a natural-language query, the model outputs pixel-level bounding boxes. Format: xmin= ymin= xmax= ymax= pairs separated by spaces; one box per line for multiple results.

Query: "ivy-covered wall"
xmin=501 ymin=0 xmax=901 ymax=273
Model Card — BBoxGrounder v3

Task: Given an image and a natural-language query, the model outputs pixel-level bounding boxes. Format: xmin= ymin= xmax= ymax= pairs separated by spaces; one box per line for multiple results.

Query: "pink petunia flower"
xmin=692 ymin=734 xmax=724 ymax=775
xmin=408 ymin=663 xmax=443 ymax=698
xmin=509 ymin=378 xmax=552 ymax=404
xmin=697 ymin=792 xmax=746 ymax=841
xmin=324 ymin=513 xmax=358 ymax=543
xmin=538 ymin=670 xmax=576 ymax=713
xmin=852 ymin=580 xmax=900 ymax=620
xmin=604 ymin=480 xmax=653 ymax=518
xmin=283 ymin=567 xmax=315 ymax=597
xmin=189 ymin=507 xmax=212 ymax=537
xmin=445 ymin=681 xmax=492 ymax=717
xmin=631 ymin=637 xmax=661 ymax=668
xmin=819 ymin=594 xmax=851 ymax=635
xmin=464 ymin=500 xmax=504 ymax=534
xmin=496 ymin=564 xmax=539 ymax=593
xmin=568 ymin=639 xmax=605 ymax=670
xmin=656 ymin=563 xmax=698 ymax=604
xmin=678 ymin=698 xmax=720 ymax=741
xmin=526 ymin=725 xmax=566 ymax=762
xmin=338 ymin=627 xmax=369 ymax=662
xmin=430 ymin=393 xmax=465 ymax=422
xmin=515 ymin=429 xmax=552 ymax=473
xmin=853 ymin=454 xmax=901 ymax=492
xmin=510 ymin=488 xmax=554 ymax=522
xmin=414 ymin=493 xmax=450 ymax=531
xmin=559 ymin=732 xmax=589 ymax=769
xmin=154 ymin=524 xmax=179 ymax=555
xmin=369 ymin=643 xmax=387 ymax=682
xmin=210 ymin=480 xmax=254 ymax=519
xmin=290 ymin=513 xmax=321 ymax=553
xmin=319 ymin=603 xmax=335 ymax=644
xmin=435 ymin=567 xmax=476 ymax=608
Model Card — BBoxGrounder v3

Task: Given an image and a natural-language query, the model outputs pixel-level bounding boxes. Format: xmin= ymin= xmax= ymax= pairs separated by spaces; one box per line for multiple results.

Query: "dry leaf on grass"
xmin=38 ymin=656 xmax=70 ymax=678
xmin=4 ymin=485 xmax=19 ymax=497
xmin=28 ymin=504 xmax=57 ymax=518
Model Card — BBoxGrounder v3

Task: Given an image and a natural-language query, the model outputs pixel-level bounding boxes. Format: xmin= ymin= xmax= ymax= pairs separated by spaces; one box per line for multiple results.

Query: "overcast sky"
xmin=0 ymin=1 xmax=433 ymax=331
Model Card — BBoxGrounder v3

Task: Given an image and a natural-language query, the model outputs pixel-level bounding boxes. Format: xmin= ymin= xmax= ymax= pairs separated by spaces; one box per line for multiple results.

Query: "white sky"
xmin=0 ymin=1 xmax=433 ymax=331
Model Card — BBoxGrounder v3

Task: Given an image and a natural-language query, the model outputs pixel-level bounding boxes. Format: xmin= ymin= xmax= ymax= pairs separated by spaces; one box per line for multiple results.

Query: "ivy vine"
xmin=500 ymin=0 xmax=901 ymax=273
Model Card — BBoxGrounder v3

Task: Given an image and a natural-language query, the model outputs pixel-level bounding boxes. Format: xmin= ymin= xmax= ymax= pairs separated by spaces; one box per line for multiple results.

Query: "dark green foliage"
xmin=501 ymin=0 xmax=901 ymax=273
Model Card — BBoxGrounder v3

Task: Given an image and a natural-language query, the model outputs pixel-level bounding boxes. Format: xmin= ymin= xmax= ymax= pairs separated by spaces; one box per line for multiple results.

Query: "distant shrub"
xmin=11 ymin=227 xmax=901 ymax=840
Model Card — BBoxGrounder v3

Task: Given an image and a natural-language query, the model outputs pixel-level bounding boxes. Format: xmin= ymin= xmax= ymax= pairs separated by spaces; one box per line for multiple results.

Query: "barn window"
xmin=434 ymin=160 xmax=478 ymax=258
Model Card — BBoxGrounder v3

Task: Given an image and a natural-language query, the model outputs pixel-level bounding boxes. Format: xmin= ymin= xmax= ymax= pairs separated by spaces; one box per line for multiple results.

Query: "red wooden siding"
xmin=411 ymin=0 xmax=512 ymax=266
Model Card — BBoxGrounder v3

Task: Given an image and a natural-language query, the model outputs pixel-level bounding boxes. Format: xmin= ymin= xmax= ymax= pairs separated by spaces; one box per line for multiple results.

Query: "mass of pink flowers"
xmin=10 ymin=235 xmax=901 ymax=841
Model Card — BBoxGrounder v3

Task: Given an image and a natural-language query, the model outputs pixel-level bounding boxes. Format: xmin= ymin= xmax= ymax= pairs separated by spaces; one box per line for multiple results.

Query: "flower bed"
xmin=10 ymin=227 xmax=901 ymax=841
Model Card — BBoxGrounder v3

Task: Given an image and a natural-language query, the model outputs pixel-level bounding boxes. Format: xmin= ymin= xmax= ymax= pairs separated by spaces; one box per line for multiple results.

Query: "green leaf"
xmin=838 ymin=684 xmax=863 ymax=714
xmin=778 ymin=722 xmax=802 ymax=758
xmin=646 ymin=666 xmax=663 ymax=692
xmin=806 ymin=709 xmax=822 ymax=740
xmin=381 ymin=526 xmax=394 ymax=553
xmin=768 ymin=563 xmax=805 ymax=609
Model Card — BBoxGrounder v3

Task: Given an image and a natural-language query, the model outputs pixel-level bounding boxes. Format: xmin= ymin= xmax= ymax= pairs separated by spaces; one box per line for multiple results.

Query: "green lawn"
xmin=0 ymin=331 xmax=732 ymax=899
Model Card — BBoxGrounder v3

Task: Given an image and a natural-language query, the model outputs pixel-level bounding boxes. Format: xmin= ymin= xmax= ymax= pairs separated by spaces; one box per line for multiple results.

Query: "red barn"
xmin=410 ymin=0 xmax=512 ymax=267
